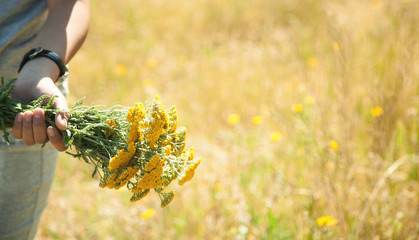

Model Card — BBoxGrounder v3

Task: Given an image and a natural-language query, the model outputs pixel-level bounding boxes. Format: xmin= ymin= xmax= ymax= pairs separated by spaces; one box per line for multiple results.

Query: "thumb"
xmin=53 ymin=93 xmax=69 ymax=131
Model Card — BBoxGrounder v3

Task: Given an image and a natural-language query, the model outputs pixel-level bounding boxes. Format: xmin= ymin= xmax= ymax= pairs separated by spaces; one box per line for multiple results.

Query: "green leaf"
xmin=72 ymin=97 xmax=86 ymax=108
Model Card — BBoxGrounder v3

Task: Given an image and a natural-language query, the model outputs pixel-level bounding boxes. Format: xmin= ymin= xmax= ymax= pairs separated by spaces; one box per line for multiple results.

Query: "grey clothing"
xmin=0 ymin=0 xmax=48 ymax=80
xmin=0 ymin=1 xmax=62 ymax=239
xmin=0 ymin=141 xmax=58 ymax=240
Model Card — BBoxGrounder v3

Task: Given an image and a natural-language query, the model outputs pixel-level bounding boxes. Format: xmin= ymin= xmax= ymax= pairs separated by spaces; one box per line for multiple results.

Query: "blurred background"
xmin=37 ymin=0 xmax=418 ymax=239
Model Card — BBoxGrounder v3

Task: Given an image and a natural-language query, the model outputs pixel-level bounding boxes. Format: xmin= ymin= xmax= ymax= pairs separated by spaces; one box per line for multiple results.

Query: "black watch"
xmin=18 ymin=47 xmax=68 ymax=84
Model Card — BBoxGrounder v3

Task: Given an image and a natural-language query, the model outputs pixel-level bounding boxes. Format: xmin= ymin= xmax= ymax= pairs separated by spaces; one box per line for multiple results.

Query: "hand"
xmin=11 ymin=58 xmax=69 ymax=151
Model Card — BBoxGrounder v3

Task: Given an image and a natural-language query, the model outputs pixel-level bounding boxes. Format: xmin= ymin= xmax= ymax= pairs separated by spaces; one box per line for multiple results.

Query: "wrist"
xmin=18 ymin=47 xmax=68 ymax=84
xmin=19 ymin=57 xmax=61 ymax=82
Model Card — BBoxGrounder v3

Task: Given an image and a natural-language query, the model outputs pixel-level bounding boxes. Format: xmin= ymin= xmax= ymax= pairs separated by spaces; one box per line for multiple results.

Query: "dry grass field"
xmin=36 ymin=0 xmax=418 ymax=239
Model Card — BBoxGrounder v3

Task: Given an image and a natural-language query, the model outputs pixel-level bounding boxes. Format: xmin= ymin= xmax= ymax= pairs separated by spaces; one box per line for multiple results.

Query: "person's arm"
xmin=12 ymin=0 xmax=90 ymax=151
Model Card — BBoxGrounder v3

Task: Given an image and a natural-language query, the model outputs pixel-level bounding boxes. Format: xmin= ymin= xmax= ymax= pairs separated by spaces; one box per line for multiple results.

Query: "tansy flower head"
xmin=214 ymin=182 xmax=224 ymax=191
xmin=292 ymin=103 xmax=303 ymax=113
xmin=371 ymin=106 xmax=383 ymax=117
xmin=252 ymin=115 xmax=264 ymax=125
xmin=304 ymin=95 xmax=315 ymax=105
xmin=269 ymin=132 xmax=282 ymax=142
xmin=130 ymin=189 xmax=150 ymax=202
xmin=141 ymin=208 xmax=156 ymax=219
xmin=108 ymin=142 xmax=136 ymax=171
xmin=317 ymin=216 xmax=338 ymax=227
xmin=145 ymin=154 xmax=161 ymax=171
xmin=329 ymin=140 xmax=339 ymax=151
xmin=105 ymin=119 xmax=117 ymax=136
xmin=178 ymin=158 xmax=201 ymax=186
xmin=167 ymin=105 xmax=178 ymax=133
xmin=227 ymin=114 xmax=240 ymax=125
xmin=145 ymin=96 xmax=169 ymax=147
xmin=115 ymin=64 xmax=127 ymax=76
xmin=307 ymin=57 xmax=319 ymax=68
xmin=171 ymin=127 xmax=187 ymax=157
xmin=160 ymin=191 xmax=175 ymax=208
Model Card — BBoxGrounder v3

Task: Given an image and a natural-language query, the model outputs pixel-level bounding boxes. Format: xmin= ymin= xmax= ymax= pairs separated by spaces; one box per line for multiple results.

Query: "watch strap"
xmin=18 ymin=47 xmax=68 ymax=84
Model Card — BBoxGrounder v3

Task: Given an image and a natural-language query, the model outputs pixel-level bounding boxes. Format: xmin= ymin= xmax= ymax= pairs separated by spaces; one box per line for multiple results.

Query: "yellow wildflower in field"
xmin=227 ymin=114 xmax=240 ymax=125
xmin=307 ymin=57 xmax=319 ymax=68
xmin=214 ymin=182 xmax=224 ymax=191
xmin=371 ymin=106 xmax=383 ymax=117
xmin=252 ymin=115 xmax=264 ymax=125
xmin=329 ymin=140 xmax=339 ymax=151
xmin=269 ymin=132 xmax=283 ymax=142
xmin=292 ymin=103 xmax=303 ymax=113
xmin=304 ymin=95 xmax=315 ymax=105
xmin=141 ymin=209 xmax=156 ymax=219
xmin=115 ymin=64 xmax=127 ymax=76
xmin=316 ymin=216 xmax=338 ymax=227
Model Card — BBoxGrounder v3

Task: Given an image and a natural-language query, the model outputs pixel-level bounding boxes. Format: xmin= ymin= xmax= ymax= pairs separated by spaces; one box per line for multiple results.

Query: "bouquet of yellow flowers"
xmin=0 ymin=78 xmax=200 ymax=208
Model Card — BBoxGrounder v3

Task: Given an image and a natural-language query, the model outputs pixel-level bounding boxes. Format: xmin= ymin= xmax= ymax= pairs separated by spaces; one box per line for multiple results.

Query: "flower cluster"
xmin=97 ymin=96 xmax=201 ymax=206
xmin=0 ymin=79 xmax=200 ymax=208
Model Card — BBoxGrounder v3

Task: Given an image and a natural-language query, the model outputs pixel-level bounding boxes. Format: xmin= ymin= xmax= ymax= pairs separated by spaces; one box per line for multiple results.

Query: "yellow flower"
xmin=130 ymin=189 xmax=150 ymax=202
xmin=141 ymin=208 xmax=156 ymax=219
xmin=227 ymin=114 xmax=240 ymax=125
xmin=292 ymin=103 xmax=303 ymax=113
xmin=105 ymin=120 xmax=116 ymax=136
xmin=304 ymin=95 xmax=315 ymax=105
xmin=269 ymin=132 xmax=282 ymax=142
xmin=160 ymin=191 xmax=175 ymax=208
xmin=178 ymin=158 xmax=201 ymax=186
xmin=145 ymin=155 xmax=161 ymax=171
xmin=145 ymin=97 xmax=169 ymax=147
xmin=317 ymin=216 xmax=338 ymax=227
xmin=115 ymin=64 xmax=127 ymax=76
xmin=214 ymin=182 xmax=224 ymax=191
xmin=252 ymin=116 xmax=264 ymax=125
xmin=371 ymin=106 xmax=383 ymax=117
xmin=171 ymin=127 xmax=187 ymax=157
xmin=329 ymin=140 xmax=339 ymax=151
xmin=167 ymin=105 xmax=178 ymax=133
xmin=307 ymin=57 xmax=319 ymax=68
xmin=108 ymin=142 xmax=136 ymax=171
xmin=133 ymin=156 xmax=166 ymax=191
